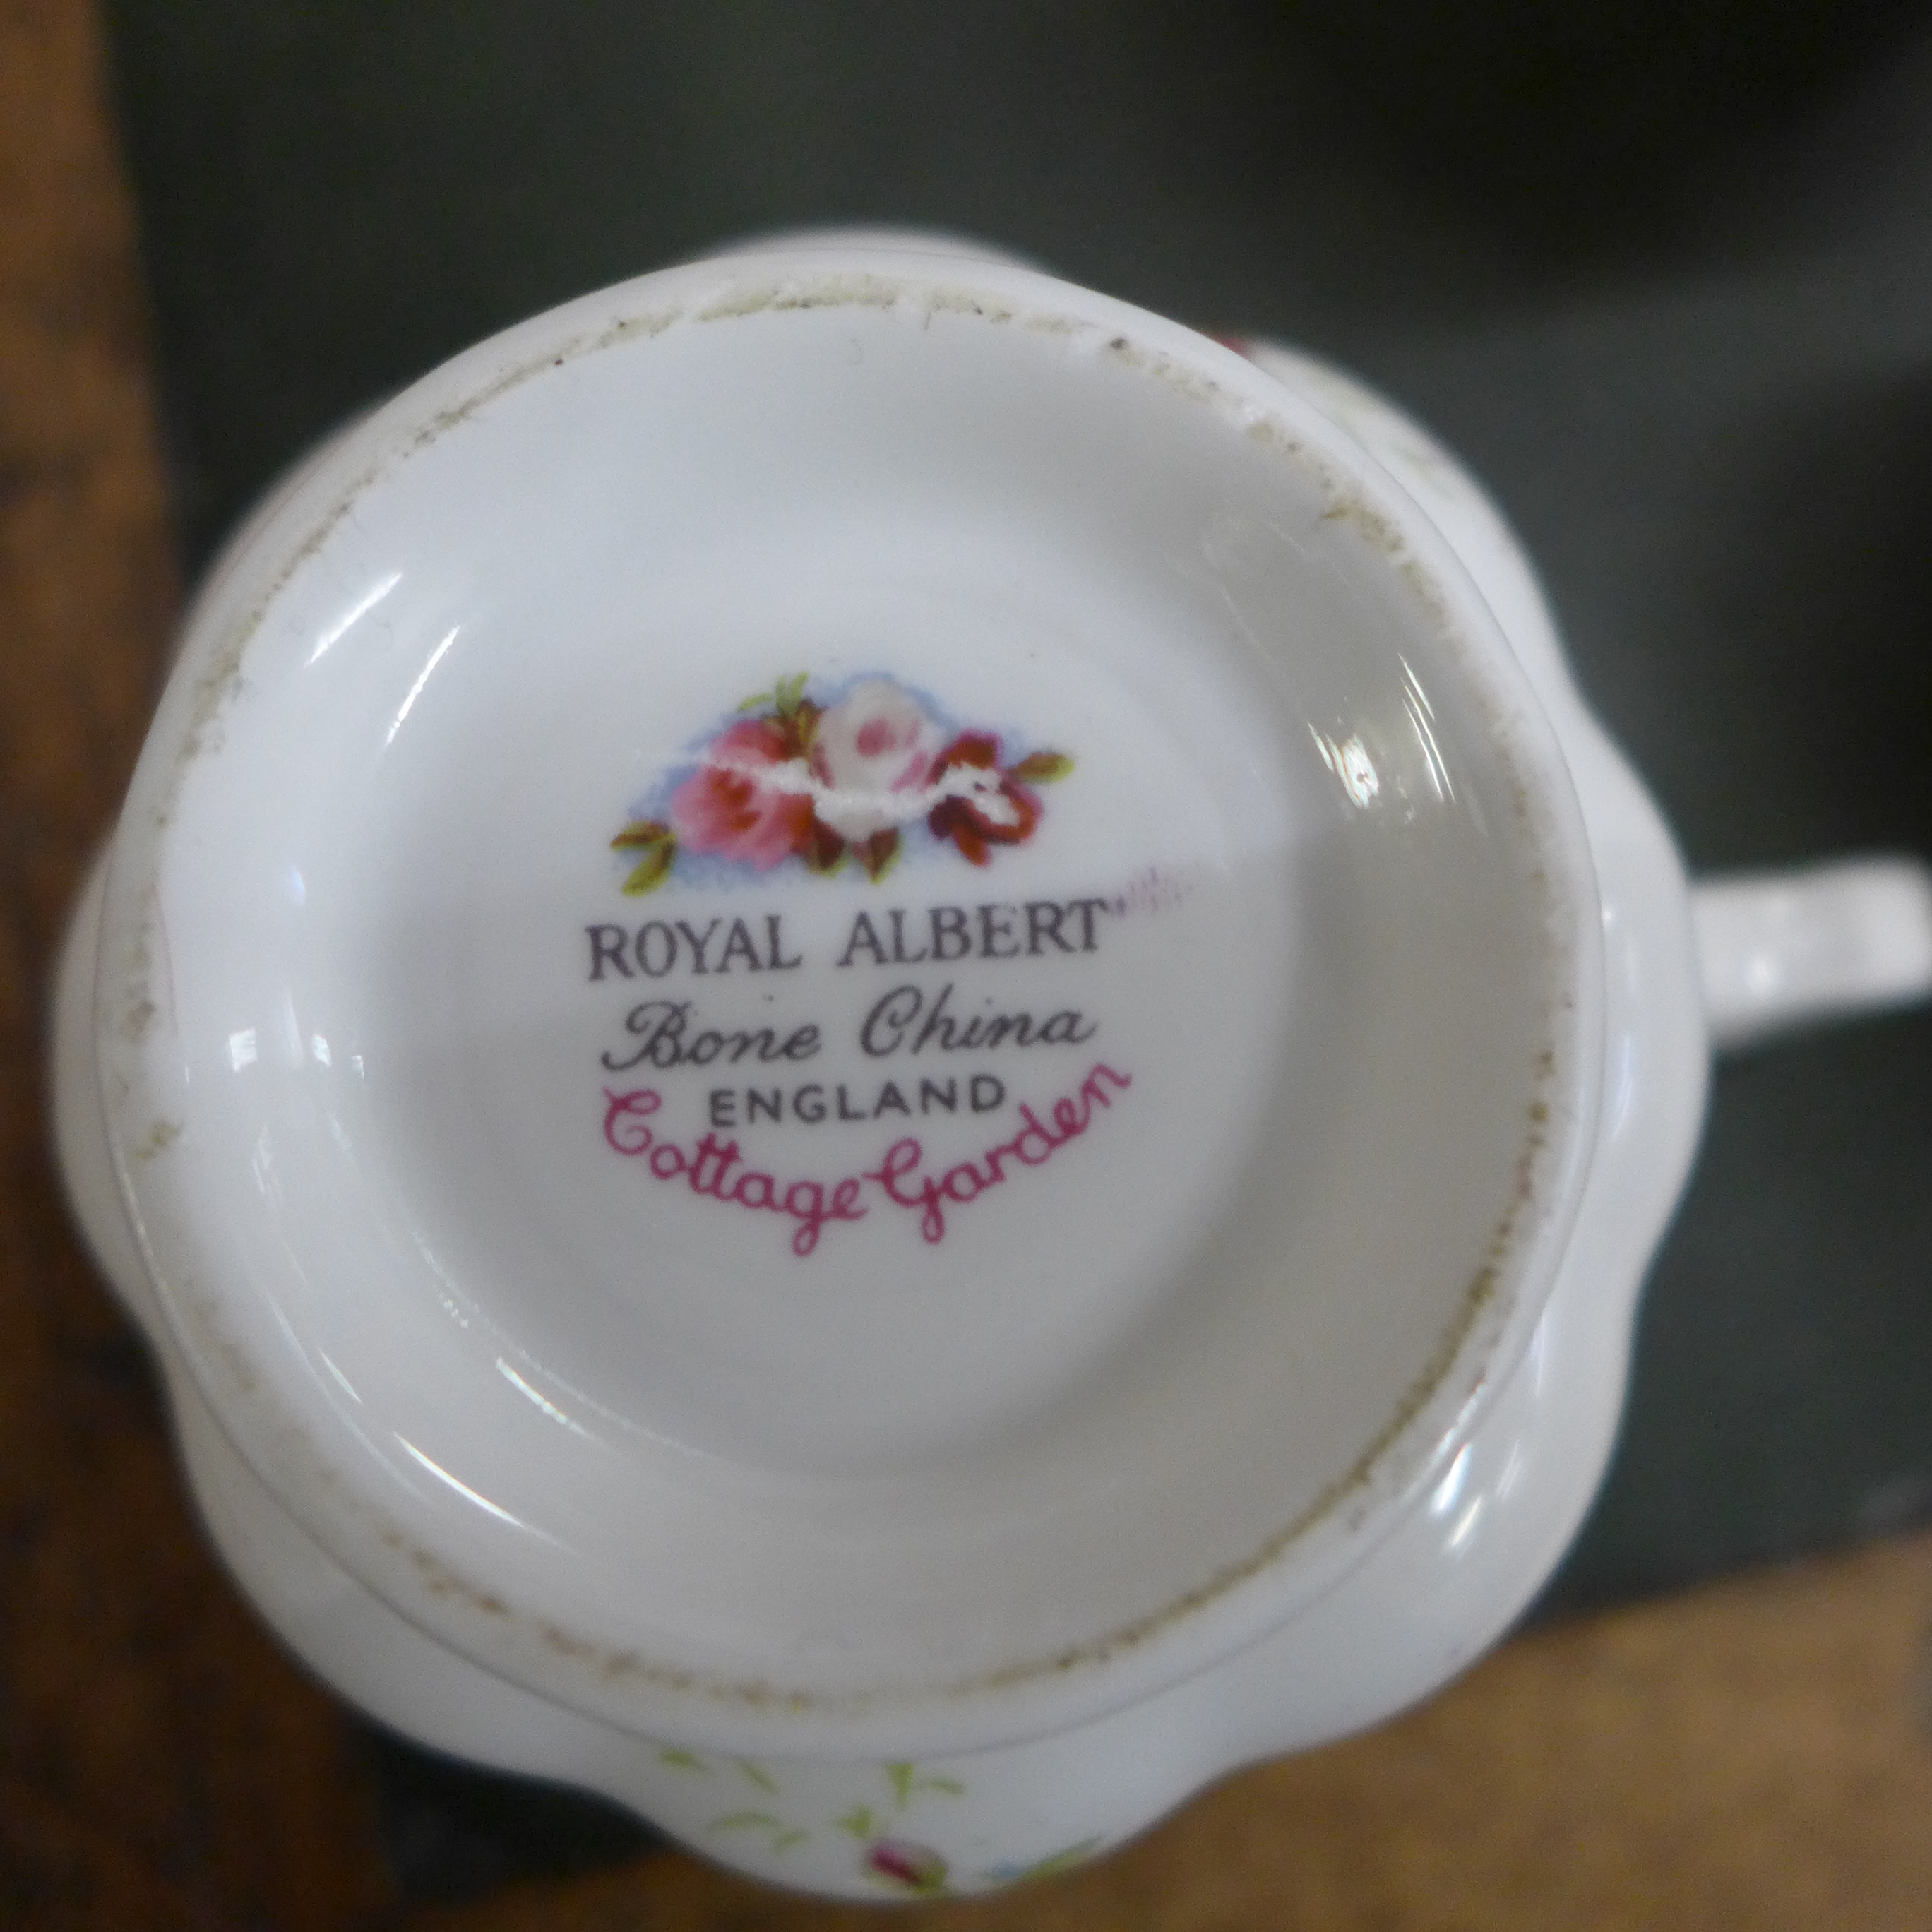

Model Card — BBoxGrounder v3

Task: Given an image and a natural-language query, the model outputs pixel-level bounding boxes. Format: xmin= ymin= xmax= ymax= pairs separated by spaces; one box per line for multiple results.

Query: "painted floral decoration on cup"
xmin=612 ymin=672 xmax=1074 ymax=891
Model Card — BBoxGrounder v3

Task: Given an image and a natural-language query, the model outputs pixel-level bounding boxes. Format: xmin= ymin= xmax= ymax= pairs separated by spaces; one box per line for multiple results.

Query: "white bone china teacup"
xmin=52 ymin=232 xmax=1932 ymax=1900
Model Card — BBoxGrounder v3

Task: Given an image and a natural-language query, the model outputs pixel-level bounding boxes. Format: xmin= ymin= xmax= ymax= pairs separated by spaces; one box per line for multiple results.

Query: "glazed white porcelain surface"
xmin=52 ymin=234 xmax=1932 ymax=1901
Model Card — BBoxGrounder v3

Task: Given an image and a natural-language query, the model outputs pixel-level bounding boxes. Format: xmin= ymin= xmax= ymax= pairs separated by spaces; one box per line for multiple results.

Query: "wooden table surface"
xmin=4 ymin=3 xmax=1931 ymax=1925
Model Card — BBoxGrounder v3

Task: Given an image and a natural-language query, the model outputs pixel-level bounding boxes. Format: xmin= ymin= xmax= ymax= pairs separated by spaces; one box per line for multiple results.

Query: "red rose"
xmin=926 ymin=732 xmax=1041 ymax=866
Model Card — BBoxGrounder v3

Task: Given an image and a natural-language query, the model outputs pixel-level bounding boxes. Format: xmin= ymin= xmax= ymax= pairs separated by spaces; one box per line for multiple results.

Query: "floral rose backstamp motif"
xmin=613 ymin=673 xmax=1073 ymax=893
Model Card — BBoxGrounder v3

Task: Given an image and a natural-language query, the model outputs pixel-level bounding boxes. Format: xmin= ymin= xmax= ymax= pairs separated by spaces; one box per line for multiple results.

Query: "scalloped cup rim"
xmin=90 ymin=246 xmax=1604 ymax=1756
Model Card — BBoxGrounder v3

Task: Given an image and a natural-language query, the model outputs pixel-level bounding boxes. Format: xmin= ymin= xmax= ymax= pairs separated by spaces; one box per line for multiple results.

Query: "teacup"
xmin=52 ymin=232 xmax=1932 ymax=1900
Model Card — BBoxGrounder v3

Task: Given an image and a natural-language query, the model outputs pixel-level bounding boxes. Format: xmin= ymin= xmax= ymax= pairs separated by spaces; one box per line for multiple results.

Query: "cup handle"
xmin=1691 ymin=856 xmax=1932 ymax=1051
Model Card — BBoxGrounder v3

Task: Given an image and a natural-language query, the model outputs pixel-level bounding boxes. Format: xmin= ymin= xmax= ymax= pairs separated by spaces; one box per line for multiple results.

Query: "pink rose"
xmin=670 ymin=716 xmax=815 ymax=869
xmin=809 ymin=679 xmax=944 ymax=842
xmin=864 ymin=1838 xmax=949 ymax=1895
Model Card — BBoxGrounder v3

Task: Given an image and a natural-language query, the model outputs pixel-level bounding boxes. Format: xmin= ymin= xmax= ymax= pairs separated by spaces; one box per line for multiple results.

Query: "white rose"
xmin=809 ymin=679 xmax=944 ymax=841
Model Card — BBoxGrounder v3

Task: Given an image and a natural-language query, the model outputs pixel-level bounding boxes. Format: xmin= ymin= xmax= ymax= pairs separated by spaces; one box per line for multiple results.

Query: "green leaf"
xmin=736 ymin=1759 xmax=780 ymax=1794
xmin=708 ymin=1811 xmax=784 ymax=1835
xmin=611 ymin=818 xmax=670 ymax=849
xmin=999 ymin=1838 xmax=1102 ymax=1885
xmin=774 ymin=671 xmax=809 ymax=716
xmin=855 ymin=828 xmax=900 ymax=883
xmin=614 ymin=820 xmax=676 ymax=893
xmin=621 ymin=837 xmax=676 ymax=895
xmin=657 ymin=1746 xmax=709 ymax=1772
xmin=801 ymin=819 xmax=846 ymax=876
xmin=837 ymin=1804 xmax=876 ymax=1840
xmin=1008 ymin=750 xmax=1073 ymax=784
xmin=884 ymin=1760 xmax=965 ymax=1805
xmin=736 ymin=688 xmax=773 ymax=712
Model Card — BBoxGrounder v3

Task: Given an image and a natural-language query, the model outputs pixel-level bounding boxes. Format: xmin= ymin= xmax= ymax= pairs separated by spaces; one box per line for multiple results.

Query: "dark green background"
xmin=101 ymin=0 xmax=1932 ymax=1897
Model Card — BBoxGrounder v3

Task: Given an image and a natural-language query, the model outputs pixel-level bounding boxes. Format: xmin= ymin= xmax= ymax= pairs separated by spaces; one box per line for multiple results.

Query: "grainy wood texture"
xmin=411 ymin=1540 xmax=1932 ymax=1932
xmin=0 ymin=2 xmax=393 ymax=1926
xmin=1 ymin=2 xmax=1928 ymax=1927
